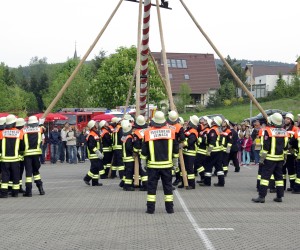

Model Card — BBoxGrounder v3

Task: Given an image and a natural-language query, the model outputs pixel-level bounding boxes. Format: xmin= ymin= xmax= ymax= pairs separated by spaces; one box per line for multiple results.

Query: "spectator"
xmin=237 ymin=131 xmax=244 ymax=164
xmin=242 ymin=133 xmax=253 ymax=166
xmin=251 ymin=120 xmax=261 ymax=164
xmin=75 ymin=127 xmax=86 ymax=163
xmin=60 ymin=122 xmax=70 ymax=163
xmin=66 ymin=126 xmax=77 ymax=164
xmin=49 ymin=125 xmax=61 ymax=164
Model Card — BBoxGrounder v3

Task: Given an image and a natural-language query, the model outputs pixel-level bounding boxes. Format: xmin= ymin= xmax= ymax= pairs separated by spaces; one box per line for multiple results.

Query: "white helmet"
xmin=189 ymin=115 xmax=199 ymax=127
xmin=213 ymin=116 xmax=223 ymax=126
xmin=223 ymin=119 xmax=230 ymax=126
xmin=0 ymin=117 xmax=6 ymax=126
xmin=124 ymin=114 xmax=134 ymax=122
xmin=16 ymin=118 xmax=26 ymax=127
xmin=270 ymin=113 xmax=283 ymax=126
xmin=87 ymin=120 xmax=96 ymax=129
xmin=99 ymin=120 xmax=107 ymax=129
xmin=179 ymin=117 xmax=184 ymax=126
xmin=168 ymin=110 xmax=179 ymax=122
xmin=121 ymin=119 xmax=132 ymax=133
xmin=136 ymin=115 xmax=146 ymax=126
xmin=28 ymin=116 xmax=38 ymax=125
xmin=285 ymin=113 xmax=294 ymax=122
xmin=6 ymin=114 xmax=17 ymax=125
xmin=152 ymin=111 xmax=166 ymax=124
xmin=111 ymin=117 xmax=118 ymax=123
xmin=206 ymin=118 xmax=213 ymax=128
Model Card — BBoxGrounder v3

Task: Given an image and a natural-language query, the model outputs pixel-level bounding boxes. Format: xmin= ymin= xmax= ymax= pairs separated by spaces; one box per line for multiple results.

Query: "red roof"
xmin=152 ymin=52 xmax=220 ymax=94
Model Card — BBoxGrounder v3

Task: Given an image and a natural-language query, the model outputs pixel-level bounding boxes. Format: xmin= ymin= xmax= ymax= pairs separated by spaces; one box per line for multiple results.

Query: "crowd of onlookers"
xmin=41 ymin=122 xmax=88 ymax=164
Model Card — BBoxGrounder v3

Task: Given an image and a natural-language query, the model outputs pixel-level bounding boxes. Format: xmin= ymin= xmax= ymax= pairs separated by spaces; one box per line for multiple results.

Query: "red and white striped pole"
xmin=140 ymin=0 xmax=151 ymax=116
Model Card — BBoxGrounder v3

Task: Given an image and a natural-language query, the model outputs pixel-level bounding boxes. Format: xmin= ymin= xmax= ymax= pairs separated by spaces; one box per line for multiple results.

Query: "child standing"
xmin=237 ymin=132 xmax=244 ymax=164
xmin=242 ymin=133 xmax=252 ymax=166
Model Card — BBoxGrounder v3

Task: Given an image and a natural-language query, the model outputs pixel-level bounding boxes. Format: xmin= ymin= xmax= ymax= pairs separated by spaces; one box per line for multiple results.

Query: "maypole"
xmin=139 ymin=0 xmax=152 ymax=116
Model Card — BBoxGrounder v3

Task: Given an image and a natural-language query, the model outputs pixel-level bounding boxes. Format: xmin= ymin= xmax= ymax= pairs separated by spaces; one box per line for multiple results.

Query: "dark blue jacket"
xmin=49 ymin=130 xmax=61 ymax=145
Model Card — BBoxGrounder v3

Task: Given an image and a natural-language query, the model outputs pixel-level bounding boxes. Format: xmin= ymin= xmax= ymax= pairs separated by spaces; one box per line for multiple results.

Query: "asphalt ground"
xmin=1 ymin=161 xmax=300 ymax=250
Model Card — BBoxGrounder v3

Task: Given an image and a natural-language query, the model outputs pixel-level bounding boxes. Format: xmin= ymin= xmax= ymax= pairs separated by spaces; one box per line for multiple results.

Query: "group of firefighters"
xmin=82 ymin=109 xmax=300 ymax=213
xmin=1 ymin=110 xmax=299 ymax=213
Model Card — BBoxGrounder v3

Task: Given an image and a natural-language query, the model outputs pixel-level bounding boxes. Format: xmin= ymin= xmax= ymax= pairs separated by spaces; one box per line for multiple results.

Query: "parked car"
xmin=243 ymin=109 xmax=289 ymax=125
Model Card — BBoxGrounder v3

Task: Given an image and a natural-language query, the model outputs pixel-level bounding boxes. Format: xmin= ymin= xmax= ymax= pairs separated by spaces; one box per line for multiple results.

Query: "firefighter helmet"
xmin=121 ymin=119 xmax=132 ymax=133
xmin=99 ymin=120 xmax=107 ymax=129
xmin=285 ymin=113 xmax=294 ymax=122
xmin=189 ymin=115 xmax=199 ymax=127
xmin=179 ymin=117 xmax=184 ymax=126
xmin=213 ymin=116 xmax=223 ymax=126
xmin=6 ymin=114 xmax=17 ymax=125
xmin=168 ymin=110 xmax=179 ymax=122
xmin=87 ymin=120 xmax=96 ymax=129
xmin=270 ymin=113 xmax=283 ymax=126
xmin=207 ymin=118 xmax=213 ymax=128
xmin=28 ymin=116 xmax=38 ymax=125
xmin=153 ymin=111 xmax=166 ymax=124
xmin=16 ymin=118 xmax=26 ymax=127
xmin=136 ymin=115 xmax=146 ymax=126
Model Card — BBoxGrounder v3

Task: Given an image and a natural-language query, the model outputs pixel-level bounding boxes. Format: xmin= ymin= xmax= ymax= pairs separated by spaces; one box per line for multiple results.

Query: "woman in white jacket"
xmin=66 ymin=126 xmax=77 ymax=164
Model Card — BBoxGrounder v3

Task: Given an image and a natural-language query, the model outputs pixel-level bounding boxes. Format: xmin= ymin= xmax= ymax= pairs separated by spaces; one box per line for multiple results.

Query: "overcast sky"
xmin=1 ymin=0 xmax=299 ymax=68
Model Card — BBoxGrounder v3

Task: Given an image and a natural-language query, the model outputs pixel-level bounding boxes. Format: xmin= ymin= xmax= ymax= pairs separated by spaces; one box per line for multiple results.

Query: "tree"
xmin=175 ymin=83 xmax=192 ymax=113
xmin=218 ymin=56 xmax=246 ymax=87
xmin=90 ymin=46 xmax=166 ymax=109
xmin=43 ymin=59 xmax=94 ymax=110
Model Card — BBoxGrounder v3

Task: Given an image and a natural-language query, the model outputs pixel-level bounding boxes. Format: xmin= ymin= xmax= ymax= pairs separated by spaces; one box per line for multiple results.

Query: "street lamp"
xmin=246 ymin=63 xmax=253 ymax=126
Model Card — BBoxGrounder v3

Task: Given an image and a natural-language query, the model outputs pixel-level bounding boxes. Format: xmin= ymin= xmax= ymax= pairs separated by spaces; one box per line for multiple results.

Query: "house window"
xmin=169 ymin=73 xmax=173 ymax=79
xmin=184 ymin=74 xmax=190 ymax=80
xmin=177 ymin=60 xmax=182 ymax=68
xmin=167 ymin=59 xmax=171 ymax=67
xmin=182 ymin=60 xmax=187 ymax=68
xmin=171 ymin=59 xmax=176 ymax=68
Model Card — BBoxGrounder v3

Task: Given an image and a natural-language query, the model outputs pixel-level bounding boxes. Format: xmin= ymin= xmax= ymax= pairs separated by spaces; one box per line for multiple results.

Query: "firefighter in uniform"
xmin=200 ymin=116 xmax=224 ymax=187
xmin=83 ymin=120 xmax=104 ymax=186
xmin=141 ymin=111 xmax=179 ymax=214
xmin=291 ymin=126 xmax=300 ymax=194
xmin=111 ymin=118 xmax=125 ymax=183
xmin=180 ymin=115 xmax=199 ymax=189
xmin=121 ymin=120 xmax=135 ymax=191
xmin=282 ymin=113 xmax=298 ymax=191
xmin=195 ymin=117 xmax=211 ymax=184
xmin=99 ymin=120 xmax=113 ymax=178
xmin=0 ymin=115 xmax=24 ymax=198
xmin=15 ymin=118 xmax=26 ymax=193
xmin=133 ymin=115 xmax=148 ymax=191
xmin=220 ymin=119 xmax=233 ymax=177
xmin=166 ymin=111 xmax=185 ymax=186
xmin=0 ymin=117 xmax=7 ymax=189
xmin=252 ymin=113 xmax=288 ymax=203
xmin=22 ymin=116 xmax=45 ymax=197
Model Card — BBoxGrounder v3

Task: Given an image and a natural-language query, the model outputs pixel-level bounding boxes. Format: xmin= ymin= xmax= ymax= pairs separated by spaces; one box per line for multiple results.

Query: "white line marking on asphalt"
xmin=174 ymin=190 xmax=216 ymax=250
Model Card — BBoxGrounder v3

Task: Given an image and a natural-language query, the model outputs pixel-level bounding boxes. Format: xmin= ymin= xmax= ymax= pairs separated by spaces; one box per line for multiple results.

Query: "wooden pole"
xmin=42 ymin=0 xmax=124 ymax=118
xmin=134 ymin=0 xmax=143 ymax=187
xmin=155 ymin=0 xmax=188 ymax=188
xmin=180 ymin=0 xmax=267 ymax=120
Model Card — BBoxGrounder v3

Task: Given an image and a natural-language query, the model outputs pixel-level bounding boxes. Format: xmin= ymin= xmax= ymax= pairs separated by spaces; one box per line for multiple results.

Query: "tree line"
xmin=1 ymin=49 xmax=299 ymax=116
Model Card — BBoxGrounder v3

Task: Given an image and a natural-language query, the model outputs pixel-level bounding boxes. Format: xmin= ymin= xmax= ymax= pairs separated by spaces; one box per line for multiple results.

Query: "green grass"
xmin=181 ymin=94 xmax=300 ymax=123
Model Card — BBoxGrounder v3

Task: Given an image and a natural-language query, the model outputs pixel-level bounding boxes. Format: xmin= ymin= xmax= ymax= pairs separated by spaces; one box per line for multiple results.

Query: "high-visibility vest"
xmin=112 ymin=125 xmax=122 ymax=150
xmin=1 ymin=128 xmax=24 ymax=162
xmin=182 ymin=128 xmax=198 ymax=156
xmin=142 ymin=126 xmax=176 ymax=169
xmin=261 ymin=126 xmax=288 ymax=161
xmin=207 ymin=126 xmax=222 ymax=152
xmin=100 ymin=128 xmax=112 ymax=152
xmin=121 ymin=134 xmax=134 ymax=162
xmin=86 ymin=130 xmax=101 ymax=160
xmin=23 ymin=126 xmax=43 ymax=156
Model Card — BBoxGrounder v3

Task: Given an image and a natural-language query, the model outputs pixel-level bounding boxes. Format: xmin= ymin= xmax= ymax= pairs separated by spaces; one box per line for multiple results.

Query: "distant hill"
xmin=215 ymin=58 xmax=295 ymax=68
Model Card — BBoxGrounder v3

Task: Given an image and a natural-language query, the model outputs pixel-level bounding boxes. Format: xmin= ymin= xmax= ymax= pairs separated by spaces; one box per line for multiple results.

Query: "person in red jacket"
xmin=242 ymin=133 xmax=252 ymax=165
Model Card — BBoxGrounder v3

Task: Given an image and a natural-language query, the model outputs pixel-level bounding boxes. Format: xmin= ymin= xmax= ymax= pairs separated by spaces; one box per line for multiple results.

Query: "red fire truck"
xmin=56 ymin=108 xmax=106 ymax=131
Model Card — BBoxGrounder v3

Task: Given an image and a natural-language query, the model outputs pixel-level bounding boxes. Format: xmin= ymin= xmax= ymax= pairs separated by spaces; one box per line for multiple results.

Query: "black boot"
xmin=273 ymin=197 xmax=282 ymax=202
xmin=19 ymin=186 xmax=25 ymax=193
xmin=92 ymin=179 xmax=103 ymax=186
xmin=83 ymin=176 xmax=90 ymax=186
xmin=234 ymin=167 xmax=240 ymax=172
xmin=251 ymin=196 xmax=265 ymax=203
xmin=11 ymin=190 xmax=19 ymax=197
xmin=119 ymin=180 xmax=124 ymax=188
xmin=0 ymin=191 xmax=8 ymax=198
xmin=172 ymin=178 xmax=180 ymax=186
xmin=123 ymin=186 xmax=135 ymax=191
xmin=37 ymin=184 xmax=45 ymax=195
xmin=23 ymin=183 xmax=32 ymax=197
